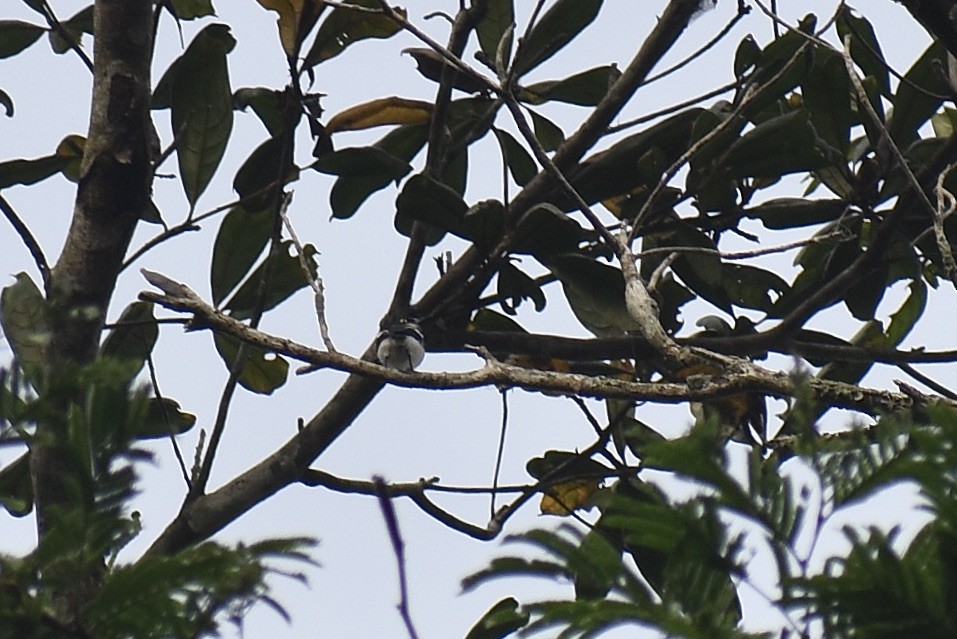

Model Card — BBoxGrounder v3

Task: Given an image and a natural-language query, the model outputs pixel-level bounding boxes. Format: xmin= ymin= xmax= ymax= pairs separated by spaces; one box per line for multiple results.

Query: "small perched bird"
xmin=375 ymin=319 xmax=425 ymax=372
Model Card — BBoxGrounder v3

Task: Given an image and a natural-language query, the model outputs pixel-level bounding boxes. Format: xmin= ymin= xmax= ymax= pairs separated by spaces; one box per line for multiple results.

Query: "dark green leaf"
xmin=169 ymin=0 xmax=216 ymax=19
xmin=724 ymin=109 xmax=829 ymax=178
xmin=232 ymin=136 xmax=292 ymax=210
xmin=100 ymin=302 xmax=158 ymax=382
xmin=836 ymin=6 xmax=890 ymax=97
xmin=497 ymin=262 xmax=545 ymax=314
xmin=0 ymin=454 xmax=32 ymax=516
xmin=886 ymin=279 xmax=926 ymax=345
xmin=801 ymin=49 xmax=852 ymax=152
xmin=546 ymin=254 xmax=637 ymax=337
xmin=402 ymin=47 xmax=488 ymax=94
xmin=312 ymin=146 xmax=411 ymax=178
xmin=394 ymin=173 xmax=468 ymax=237
xmin=492 ymin=128 xmax=537 ymax=186
xmin=733 ymin=35 xmax=761 ymax=77
xmin=135 ymin=397 xmax=197 ymax=439
xmin=0 ymin=273 xmax=47 ymax=382
xmin=567 ymin=109 xmax=702 ymax=207
xmin=210 ymin=205 xmax=273 ymax=306
xmin=746 ymin=198 xmax=847 ymax=229
xmin=723 ymin=263 xmax=790 ymax=312
xmin=463 ymin=199 xmax=505 ymax=250
xmin=512 ymin=203 xmax=586 ymax=258
xmin=464 ymin=597 xmax=528 ymax=639
xmin=304 ymin=0 xmax=403 ymax=67
xmin=512 ymin=0 xmax=602 ymax=77
xmin=213 ymin=333 xmax=289 ymax=394
xmin=0 ymin=153 xmax=70 ymax=189
xmin=172 ymin=24 xmax=236 ymax=206
xmin=475 ymin=0 xmax=514 ymax=66
xmin=48 ymin=5 xmax=93 ymax=55
xmin=234 ymin=87 xmax=285 ymax=136
xmin=887 ymin=41 xmax=947 ymax=147
xmin=330 ymin=123 xmax=428 ymax=219
xmin=469 ymin=308 xmax=527 ymax=333
xmin=224 ymin=241 xmax=318 ymax=320
xmin=520 ymin=65 xmax=620 ymax=106
xmin=528 ymin=110 xmax=564 ymax=152
xmin=152 ymin=57 xmax=181 ymax=110
xmin=742 ymin=15 xmax=815 ymax=117
xmin=0 ymin=20 xmax=44 ymax=58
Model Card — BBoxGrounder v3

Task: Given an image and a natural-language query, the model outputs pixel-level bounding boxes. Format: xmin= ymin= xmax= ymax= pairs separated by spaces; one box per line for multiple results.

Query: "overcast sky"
xmin=0 ymin=1 xmax=946 ymax=637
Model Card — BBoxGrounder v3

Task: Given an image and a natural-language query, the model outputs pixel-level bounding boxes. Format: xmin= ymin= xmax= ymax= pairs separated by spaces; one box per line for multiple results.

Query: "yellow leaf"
xmin=256 ymin=0 xmax=323 ymax=57
xmin=326 ymin=97 xmax=433 ymax=133
xmin=539 ymin=479 xmax=600 ymax=516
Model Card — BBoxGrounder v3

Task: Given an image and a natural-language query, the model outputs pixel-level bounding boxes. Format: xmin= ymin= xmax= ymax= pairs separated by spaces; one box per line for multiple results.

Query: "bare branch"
xmin=0 ymin=194 xmax=50 ymax=292
xmin=279 ymin=192 xmax=336 ymax=351
xmin=374 ymin=476 xmax=421 ymax=639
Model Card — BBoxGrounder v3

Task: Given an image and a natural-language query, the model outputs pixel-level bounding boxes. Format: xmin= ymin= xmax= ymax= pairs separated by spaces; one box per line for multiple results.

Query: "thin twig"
xmin=629 ymin=39 xmax=814 ymax=238
xmin=40 ymin=0 xmax=93 ymax=73
xmin=638 ymin=2 xmax=750 ymax=88
xmin=898 ymin=362 xmax=957 ymax=400
xmin=842 ymin=35 xmax=937 ymax=219
xmin=606 ymin=78 xmax=742 ymax=135
xmin=145 ymin=353 xmax=192 ymax=488
xmin=279 ymin=192 xmax=336 ymax=351
xmin=635 ymin=228 xmax=852 ymax=261
xmin=491 ymin=389 xmax=508 ymax=518
xmin=932 ymin=165 xmax=957 ymax=287
xmin=0 ymin=194 xmax=50 ymax=292
xmin=374 ymin=476 xmax=421 ymax=639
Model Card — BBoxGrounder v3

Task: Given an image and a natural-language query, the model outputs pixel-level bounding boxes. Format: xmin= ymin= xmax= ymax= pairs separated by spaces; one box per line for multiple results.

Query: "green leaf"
xmin=888 ymin=41 xmax=947 ymax=147
xmin=312 ymin=146 xmax=411 ymax=178
xmin=210 ymin=206 xmax=273 ymax=306
xmin=402 ymin=47 xmax=489 ymax=94
xmin=224 ymin=241 xmax=318 ymax=320
xmin=511 ymin=203 xmax=586 ymax=258
xmin=520 ymin=65 xmax=620 ymax=106
xmin=464 ymin=597 xmax=528 ymax=639
xmin=330 ymin=123 xmax=428 ymax=219
xmin=733 ymin=35 xmax=761 ymax=77
xmin=475 ymin=0 xmax=514 ymax=66
xmin=746 ymin=197 xmax=847 ymax=229
xmin=722 ymin=263 xmax=790 ymax=312
xmin=567 ymin=109 xmax=702 ymax=207
xmin=492 ymin=128 xmax=537 ymax=186
xmin=463 ymin=199 xmax=506 ymax=250
xmin=172 ymin=24 xmax=236 ymax=206
xmin=234 ymin=87 xmax=285 ymax=136
xmin=169 ymin=0 xmax=216 ymax=20
xmin=0 ymin=273 xmax=47 ymax=382
xmin=512 ymin=0 xmax=602 ymax=77
xmin=100 ymin=302 xmax=158 ymax=382
xmin=546 ymin=254 xmax=638 ymax=337
xmin=0 ymin=153 xmax=70 ymax=189
xmin=136 ymin=397 xmax=197 ymax=440
xmin=232 ymin=136 xmax=290 ymax=210
xmin=213 ymin=333 xmax=289 ymax=394
xmin=0 ymin=454 xmax=32 ymax=516
xmin=303 ymin=0 xmax=403 ymax=67
xmin=528 ymin=110 xmax=564 ymax=152
xmin=394 ymin=173 xmax=468 ymax=237
xmin=724 ymin=109 xmax=829 ymax=179
xmin=836 ymin=6 xmax=890 ymax=97
xmin=801 ymin=49 xmax=852 ymax=152
xmin=0 ymin=20 xmax=44 ymax=58
xmin=48 ymin=5 xmax=93 ymax=55
xmin=886 ymin=279 xmax=926 ymax=345
xmin=497 ymin=262 xmax=545 ymax=314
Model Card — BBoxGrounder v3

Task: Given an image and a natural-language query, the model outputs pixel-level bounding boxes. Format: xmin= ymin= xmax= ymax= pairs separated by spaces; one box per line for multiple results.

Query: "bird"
xmin=375 ymin=319 xmax=425 ymax=372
